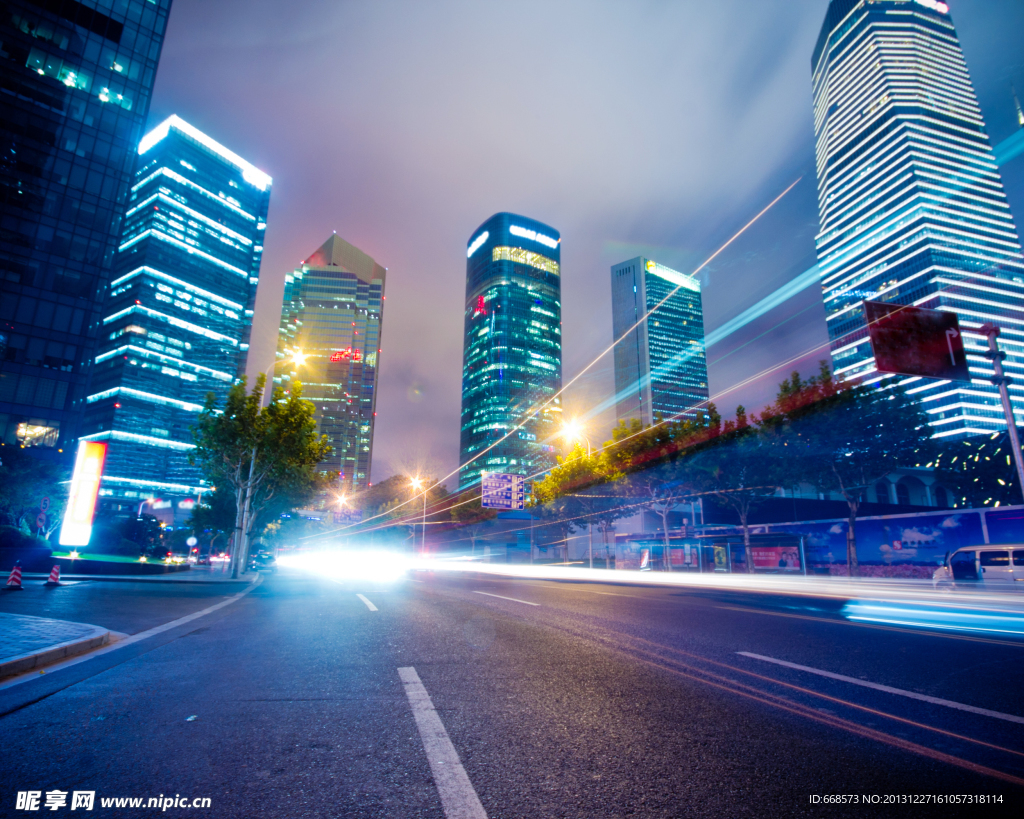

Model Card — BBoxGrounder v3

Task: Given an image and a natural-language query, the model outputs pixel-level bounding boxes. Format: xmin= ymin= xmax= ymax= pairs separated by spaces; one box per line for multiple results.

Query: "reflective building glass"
xmin=0 ymin=0 xmax=172 ymax=453
xmin=459 ymin=213 xmax=562 ymax=490
xmin=275 ymin=234 xmax=385 ymax=492
xmin=81 ymin=115 xmax=270 ymax=502
xmin=813 ymin=0 xmax=1024 ymax=438
xmin=611 ymin=257 xmax=709 ymax=426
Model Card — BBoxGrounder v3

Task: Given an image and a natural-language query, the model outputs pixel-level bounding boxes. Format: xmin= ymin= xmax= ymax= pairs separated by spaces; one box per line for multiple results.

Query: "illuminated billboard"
xmin=59 ymin=441 xmax=108 ymax=547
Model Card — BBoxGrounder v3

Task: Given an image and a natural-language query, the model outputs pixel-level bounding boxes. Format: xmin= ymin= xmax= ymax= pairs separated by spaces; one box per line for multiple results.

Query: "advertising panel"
xmin=59 ymin=441 xmax=108 ymax=547
xmin=750 ymin=545 xmax=801 ymax=571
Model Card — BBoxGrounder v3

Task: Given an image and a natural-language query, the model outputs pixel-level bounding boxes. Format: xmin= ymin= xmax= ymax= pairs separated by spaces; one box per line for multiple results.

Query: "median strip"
xmin=398 ymin=667 xmax=488 ymax=819
xmin=472 ymin=591 xmax=539 ymax=607
xmin=737 ymin=651 xmax=1024 ymax=725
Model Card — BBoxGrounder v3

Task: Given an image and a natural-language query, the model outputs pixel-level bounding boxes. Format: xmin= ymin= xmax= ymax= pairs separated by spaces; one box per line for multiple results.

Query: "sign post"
xmin=980 ymin=323 xmax=1024 ymax=503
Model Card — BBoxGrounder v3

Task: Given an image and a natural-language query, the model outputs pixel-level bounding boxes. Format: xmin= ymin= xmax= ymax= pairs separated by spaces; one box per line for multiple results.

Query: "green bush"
xmin=0 ymin=524 xmax=50 ymax=551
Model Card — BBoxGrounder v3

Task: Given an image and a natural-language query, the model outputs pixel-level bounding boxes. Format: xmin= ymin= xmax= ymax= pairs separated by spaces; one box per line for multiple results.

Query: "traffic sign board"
xmin=864 ymin=300 xmax=971 ymax=382
xmin=40 ymin=497 xmax=50 ymax=512
xmin=481 ymin=472 xmax=526 ymax=510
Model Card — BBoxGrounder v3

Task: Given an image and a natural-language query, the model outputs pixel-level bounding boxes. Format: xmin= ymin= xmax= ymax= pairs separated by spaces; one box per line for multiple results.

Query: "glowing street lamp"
xmin=560 ymin=418 xmax=592 ymax=457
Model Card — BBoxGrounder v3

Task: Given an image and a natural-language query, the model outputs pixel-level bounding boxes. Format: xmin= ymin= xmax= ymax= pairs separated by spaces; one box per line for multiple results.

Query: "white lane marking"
xmin=398 ymin=667 xmax=488 ymax=819
xmin=738 ymin=651 xmax=1024 ymax=725
xmin=357 ymin=594 xmax=378 ymax=612
xmin=472 ymin=591 xmax=539 ymax=607
xmin=0 ymin=576 xmax=263 ymax=690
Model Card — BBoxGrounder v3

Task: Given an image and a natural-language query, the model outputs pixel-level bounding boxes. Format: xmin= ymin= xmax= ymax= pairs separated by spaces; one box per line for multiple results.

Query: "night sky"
xmin=146 ymin=0 xmax=1024 ymax=486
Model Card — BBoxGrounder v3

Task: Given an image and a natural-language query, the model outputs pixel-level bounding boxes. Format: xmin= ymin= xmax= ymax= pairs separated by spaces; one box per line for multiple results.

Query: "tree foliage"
xmin=0 ymin=447 xmax=69 ymax=539
xmin=191 ymin=375 xmax=331 ymax=575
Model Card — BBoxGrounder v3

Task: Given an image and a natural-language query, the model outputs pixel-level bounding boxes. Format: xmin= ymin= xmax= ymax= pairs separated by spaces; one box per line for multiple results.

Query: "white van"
xmin=933 ymin=544 xmax=1024 ymax=590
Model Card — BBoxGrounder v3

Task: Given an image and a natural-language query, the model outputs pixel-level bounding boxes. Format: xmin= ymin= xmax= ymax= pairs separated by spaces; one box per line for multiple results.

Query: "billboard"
xmin=59 ymin=441 xmax=108 ymax=547
xmin=864 ymin=300 xmax=970 ymax=382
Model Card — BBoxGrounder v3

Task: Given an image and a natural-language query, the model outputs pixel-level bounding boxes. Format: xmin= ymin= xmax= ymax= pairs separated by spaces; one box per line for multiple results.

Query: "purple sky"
xmin=147 ymin=0 xmax=1024 ymax=486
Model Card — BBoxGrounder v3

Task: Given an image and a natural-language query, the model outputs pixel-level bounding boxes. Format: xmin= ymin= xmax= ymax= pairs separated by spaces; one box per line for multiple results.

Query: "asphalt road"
xmin=1 ymin=568 xmax=1022 ymax=818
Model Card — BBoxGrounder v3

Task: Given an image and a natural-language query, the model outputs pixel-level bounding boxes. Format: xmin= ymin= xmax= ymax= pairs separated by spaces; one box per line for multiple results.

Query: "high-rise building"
xmin=80 ymin=115 xmax=270 ymax=504
xmin=611 ymin=257 xmax=709 ymax=427
xmin=813 ymin=0 xmax=1024 ymax=438
xmin=275 ymin=234 xmax=385 ymax=491
xmin=459 ymin=213 xmax=562 ymax=490
xmin=0 ymin=0 xmax=173 ymax=454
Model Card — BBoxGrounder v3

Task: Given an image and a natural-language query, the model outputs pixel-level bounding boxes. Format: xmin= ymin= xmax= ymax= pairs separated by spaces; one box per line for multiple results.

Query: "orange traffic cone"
xmin=4 ymin=561 xmax=23 ymax=590
xmin=44 ymin=565 xmax=61 ymax=587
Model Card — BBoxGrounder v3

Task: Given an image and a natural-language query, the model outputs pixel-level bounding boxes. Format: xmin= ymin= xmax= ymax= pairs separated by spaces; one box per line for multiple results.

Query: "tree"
xmin=774 ymin=364 xmax=935 ymax=576
xmin=690 ymin=407 xmax=783 ymax=573
xmin=447 ymin=494 xmax=497 ymax=556
xmin=532 ymin=443 xmax=603 ymax=562
xmin=930 ymin=431 xmax=1022 ymax=508
xmin=191 ymin=376 xmax=331 ymax=577
xmin=0 ymin=448 xmax=69 ymax=540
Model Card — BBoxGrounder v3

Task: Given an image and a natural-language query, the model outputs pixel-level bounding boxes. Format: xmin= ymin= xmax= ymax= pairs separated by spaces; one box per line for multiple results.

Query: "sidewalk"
xmin=19 ymin=571 xmax=259 ymax=585
xmin=0 ymin=612 xmax=118 ymax=679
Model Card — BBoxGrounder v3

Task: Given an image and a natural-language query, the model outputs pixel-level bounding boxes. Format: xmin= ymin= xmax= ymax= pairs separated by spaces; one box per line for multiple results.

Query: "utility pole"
xmin=980 ymin=323 xmax=1024 ymax=503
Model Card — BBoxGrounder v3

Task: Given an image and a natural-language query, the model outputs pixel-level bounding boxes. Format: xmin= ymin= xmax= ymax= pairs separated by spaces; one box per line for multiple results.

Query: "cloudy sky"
xmin=146 ymin=0 xmax=1024 ymax=486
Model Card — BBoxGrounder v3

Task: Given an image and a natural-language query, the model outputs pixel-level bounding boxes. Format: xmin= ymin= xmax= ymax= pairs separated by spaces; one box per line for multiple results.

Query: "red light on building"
xmin=474 ymin=295 xmax=488 ymax=316
xmin=330 ymin=348 xmax=363 ymax=363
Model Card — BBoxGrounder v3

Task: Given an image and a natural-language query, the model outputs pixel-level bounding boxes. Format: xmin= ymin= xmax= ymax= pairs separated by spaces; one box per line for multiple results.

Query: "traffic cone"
xmin=44 ymin=565 xmax=61 ymax=587
xmin=4 ymin=561 xmax=23 ymax=591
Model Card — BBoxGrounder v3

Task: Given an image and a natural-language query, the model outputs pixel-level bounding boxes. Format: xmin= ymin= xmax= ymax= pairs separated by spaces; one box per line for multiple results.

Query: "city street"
xmin=1 ymin=568 xmax=1022 ymax=817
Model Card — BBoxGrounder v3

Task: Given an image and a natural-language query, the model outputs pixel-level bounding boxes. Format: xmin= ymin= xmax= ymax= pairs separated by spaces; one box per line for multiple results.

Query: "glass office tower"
xmin=459 ymin=213 xmax=562 ymax=490
xmin=276 ymin=234 xmax=385 ymax=492
xmin=611 ymin=257 xmax=709 ymax=426
xmin=0 ymin=0 xmax=172 ymax=454
xmin=813 ymin=0 xmax=1024 ymax=438
xmin=81 ymin=115 xmax=270 ymax=503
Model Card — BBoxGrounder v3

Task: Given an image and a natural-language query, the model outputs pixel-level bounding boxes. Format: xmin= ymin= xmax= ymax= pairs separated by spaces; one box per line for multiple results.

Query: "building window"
xmin=491 ymin=246 xmax=559 ymax=277
xmin=875 ymin=481 xmax=889 ymax=503
xmin=896 ymin=482 xmax=910 ymax=506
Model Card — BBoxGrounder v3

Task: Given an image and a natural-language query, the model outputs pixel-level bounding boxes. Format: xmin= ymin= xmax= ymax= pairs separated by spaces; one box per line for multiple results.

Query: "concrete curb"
xmin=19 ymin=573 xmax=258 ymax=585
xmin=0 ymin=626 xmax=117 ymax=680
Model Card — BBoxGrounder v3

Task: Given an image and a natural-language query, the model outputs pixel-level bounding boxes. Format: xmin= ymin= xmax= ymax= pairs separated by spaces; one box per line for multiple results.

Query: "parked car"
xmin=933 ymin=544 xmax=1024 ymax=590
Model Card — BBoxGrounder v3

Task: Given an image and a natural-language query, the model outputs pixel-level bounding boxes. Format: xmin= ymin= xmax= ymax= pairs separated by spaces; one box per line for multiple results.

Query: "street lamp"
xmin=410 ymin=477 xmax=426 ymax=552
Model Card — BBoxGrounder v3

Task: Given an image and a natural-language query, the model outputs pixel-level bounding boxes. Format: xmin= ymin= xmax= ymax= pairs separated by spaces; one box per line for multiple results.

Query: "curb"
xmin=19 ymin=573 xmax=259 ymax=585
xmin=0 ymin=626 xmax=116 ymax=680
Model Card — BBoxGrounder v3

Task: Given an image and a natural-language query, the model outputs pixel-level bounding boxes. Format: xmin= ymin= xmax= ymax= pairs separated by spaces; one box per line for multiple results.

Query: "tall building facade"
xmin=813 ymin=0 xmax=1024 ymax=438
xmin=0 ymin=0 xmax=172 ymax=454
xmin=276 ymin=234 xmax=385 ymax=491
xmin=80 ymin=115 xmax=270 ymax=503
xmin=459 ymin=213 xmax=562 ymax=489
xmin=611 ymin=257 xmax=709 ymax=427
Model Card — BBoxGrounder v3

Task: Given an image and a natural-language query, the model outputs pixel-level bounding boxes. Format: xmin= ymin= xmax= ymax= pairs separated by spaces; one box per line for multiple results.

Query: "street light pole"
xmin=980 ymin=323 xmax=1024 ymax=502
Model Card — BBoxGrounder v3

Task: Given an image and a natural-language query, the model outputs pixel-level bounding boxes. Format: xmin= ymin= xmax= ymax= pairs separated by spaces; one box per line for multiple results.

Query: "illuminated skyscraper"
xmin=459 ymin=213 xmax=562 ymax=489
xmin=276 ymin=234 xmax=385 ymax=491
xmin=0 ymin=0 xmax=172 ymax=453
xmin=611 ymin=257 xmax=709 ymax=426
xmin=813 ymin=0 xmax=1024 ymax=438
xmin=82 ymin=115 xmax=270 ymax=503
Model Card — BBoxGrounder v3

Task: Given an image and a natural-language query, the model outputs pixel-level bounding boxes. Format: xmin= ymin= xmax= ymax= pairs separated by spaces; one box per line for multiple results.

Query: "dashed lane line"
xmin=738 ymin=651 xmax=1024 ymax=725
xmin=398 ymin=667 xmax=488 ymax=819
xmin=472 ymin=591 xmax=539 ymax=606
xmin=356 ymin=594 xmax=378 ymax=611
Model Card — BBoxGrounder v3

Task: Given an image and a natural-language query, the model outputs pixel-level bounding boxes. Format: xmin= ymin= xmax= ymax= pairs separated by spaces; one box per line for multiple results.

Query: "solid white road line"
xmin=357 ymin=594 xmax=378 ymax=612
xmin=472 ymin=591 xmax=539 ymax=607
xmin=738 ymin=651 xmax=1024 ymax=725
xmin=0 ymin=576 xmax=264 ymax=690
xmin=398 ymin=667 xmax=488 ymax=819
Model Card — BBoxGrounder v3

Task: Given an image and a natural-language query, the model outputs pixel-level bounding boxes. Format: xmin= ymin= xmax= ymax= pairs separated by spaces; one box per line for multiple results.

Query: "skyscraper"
xmin=459 ymin=213 xmax=562 ymax=490
xmin=813 ymin=0 xmax=1024 ymax=438
xmin=611 ymin=257 xmax=709 ymax=427
xmin=276 ymin=234 xmax=385 ymax=491
xmin=81 ymin=115 xmax=270 ymax=504
xmin=0 ymin=0 xmax=173 ymax=453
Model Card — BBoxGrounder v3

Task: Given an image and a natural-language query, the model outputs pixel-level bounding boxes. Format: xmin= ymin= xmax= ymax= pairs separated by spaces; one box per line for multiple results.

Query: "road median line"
xmin=737 ymin=651 xmax=1024 ymax=725
xmin=472 ymin=591 xmax=539 ymax=606
xmin=357 ymin=594 xmax=378 ymax=611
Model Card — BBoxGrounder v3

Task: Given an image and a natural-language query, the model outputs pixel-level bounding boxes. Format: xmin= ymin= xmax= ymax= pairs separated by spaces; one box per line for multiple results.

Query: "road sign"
xmin=40 ymin=497 xmax=50 ymax=512
xmin=481 ymin=472 xmax=526 ymax=510
xmin=36 ymin=512 xmax=46 ymax=530
xmin=864 ymin=300 xmax=971 ymax=382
